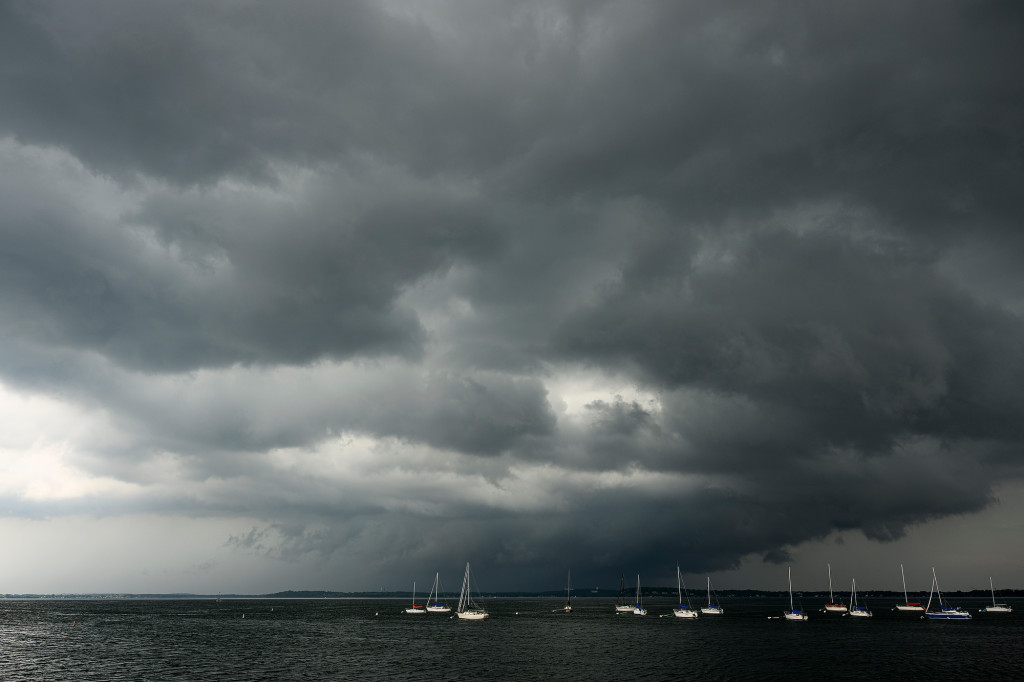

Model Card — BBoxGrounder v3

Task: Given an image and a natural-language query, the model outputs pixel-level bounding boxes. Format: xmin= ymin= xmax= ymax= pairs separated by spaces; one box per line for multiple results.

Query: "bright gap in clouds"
xmin=544 ymin=369 xmax=662 ymax=417
xmin=0 ymin=382 xmax=133 ymax=502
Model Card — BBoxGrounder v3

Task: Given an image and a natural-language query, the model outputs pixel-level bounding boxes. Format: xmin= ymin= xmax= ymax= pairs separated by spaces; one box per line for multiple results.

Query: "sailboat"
xmin=979 ymin=576 xmax=1012 ymax=613
xmin=455 ymin=562 xmax=490 ymax=620
xmin=844 ymin=578 xmax=872 ymax=618
xmin=614 ymin=573 xmax=634 ymax=613
xmin=700 ymin=576 xmax=724 ymax=615
xmin=672 ymin=565 xmax=699 ymax=618
xmin=404 ymin=581 xmax=425 ymax=614
xmin=784 ymin=567 xmax=808 ymax=620
xmin=633 ymin=574 xmax=647 ymax=616
xmin=923 ymin=567 xmax=971 ymax=620
xmin=823 ymin=563 xmax=848 ymax=613
xmin=425 ymin=572 xmax=451 ymax=613
xmin=561 ymin=569 xmax=573 ymax=613
xmin=894 ymin=563 xmax=924 ymax=612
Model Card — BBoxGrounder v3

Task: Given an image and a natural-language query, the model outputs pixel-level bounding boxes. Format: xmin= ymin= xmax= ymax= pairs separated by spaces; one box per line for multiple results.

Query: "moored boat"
xmin=979 ymin=576 xmax=1012 ymax=613
xmin=672 ymin=565 xmax=699 ymax=618
xmin=633 ymin=574 xmax=647 ymax=616
xmin=823 ymin=563 xmax=848 ymax=613
xmin=923 ymin=567 xmax=971 ymax=620
xmin=700 ymin=576 xmax=724 ymax=615
xmin=562 ymin=569 xmax=573 ymax=613
xmin=404 ymin=581 xmax=425 ymax=614
xmin=784 ymin=567 xmax=808 ymax=621
xmin=455 ymin=562 xmax=490 ymax=620
xmin=894 ymin=563 xmax=925 ymax=612
xmin=844 ymin=578 xmax=872 ymax=618
xmin=615 ymin=573 xmax=634 ymax=613
xmin=425 ymin=572 xmax=451 ymax=613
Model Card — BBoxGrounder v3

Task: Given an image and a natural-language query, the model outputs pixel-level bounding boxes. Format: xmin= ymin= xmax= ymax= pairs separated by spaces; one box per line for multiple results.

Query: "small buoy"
xmin=242 ymin=614 xmax=245 ymax=619
xmin=515 ymin=612 xmax=519 ymax=615
xmin=375 ymin=612 xmax=378 ymax=616
xmin=72 ymin=620 xmax=76 ymax=626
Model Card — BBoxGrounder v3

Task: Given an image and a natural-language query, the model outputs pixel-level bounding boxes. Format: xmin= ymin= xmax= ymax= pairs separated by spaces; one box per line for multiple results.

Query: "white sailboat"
xmin=673 ymin=565 xmax=699 ymax=618
xmin=614 ymin=573 xmax=634 ymax=613
xmin=455 ymin=562 xmax=490 ymax=620
xmin=404 ymin=581 xmax=425 ymax=614
xmin=844 ymin=578 xmax=872 ymax=618
xmin=554 ymin=569 xmax=573 ymax=613
xmin=923 ymin=567 xmax=971 ymax=620
xmin=784 ymin=567 xmax=808 ymax=621
xmin=823 ymin=563 xmax=848 ymax=613
xmin=633 ymin=574 xmax=647 ymax=616
xmin=701 ymin=576 xmax=724 ymax=615
xmin=425 ymin=572 xmax=451 ymax=613
xmin=979 ymin=576 xmax=1012 ymax=613
xmin=894 ymin=563 xmax=924 ymax=612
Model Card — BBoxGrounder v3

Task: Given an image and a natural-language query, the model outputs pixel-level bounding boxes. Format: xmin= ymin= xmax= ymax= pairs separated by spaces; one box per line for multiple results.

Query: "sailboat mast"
xmin=924 ymin=568 xmax=936 ymax=612
xmin=901 ymin=563 xmax=909 ymax=603
xmin=458 ymin=563 xmax=470 ymax=613
xmin=788 ymin=567 xmax=794 ymax=611
xmin=828 ymin=563 xmax=834 ymax=602
xmin=990 ymin=576 xmax=996 ymax=607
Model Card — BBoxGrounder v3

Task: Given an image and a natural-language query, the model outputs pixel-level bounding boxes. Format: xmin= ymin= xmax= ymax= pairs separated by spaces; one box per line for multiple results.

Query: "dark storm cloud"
xmin=1 ymin=0 xmax=579 ymax=185
xmin=1 ymin=0 xmax=1024 ymax=589
xmin=4 ymin=0 xmax=1021 ymax=216
xmin=1 ymin=0 xmax=431 ymax=183
xmin=556 ymin=226 xmax=1024 ymax=453
xmin=545 ymin=222 xmax=1024 ymax=553
xmin=141 ymin=369 xmax=558 ymax=462
xmin=0 ymin=140 xmax=503 ymax=371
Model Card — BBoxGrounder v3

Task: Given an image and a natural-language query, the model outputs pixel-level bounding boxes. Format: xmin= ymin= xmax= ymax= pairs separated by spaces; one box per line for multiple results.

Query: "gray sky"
xmin=2 ymin=0 xmax=1023 ymax=595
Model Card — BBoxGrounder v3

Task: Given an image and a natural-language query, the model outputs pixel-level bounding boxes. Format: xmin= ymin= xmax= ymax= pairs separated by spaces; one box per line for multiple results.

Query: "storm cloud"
xmin=1 ymin=0 xmax=1023 ymax=592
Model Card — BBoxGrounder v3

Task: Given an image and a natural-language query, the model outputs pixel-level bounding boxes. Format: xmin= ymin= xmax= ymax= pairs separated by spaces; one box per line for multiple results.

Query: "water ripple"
xmin=0 ymin=598 xmax=1019 ymax=680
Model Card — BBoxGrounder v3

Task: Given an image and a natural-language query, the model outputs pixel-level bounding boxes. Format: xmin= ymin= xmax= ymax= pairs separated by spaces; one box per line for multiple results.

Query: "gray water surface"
xmin=1 ymin=597 xmax=1020 ymax=680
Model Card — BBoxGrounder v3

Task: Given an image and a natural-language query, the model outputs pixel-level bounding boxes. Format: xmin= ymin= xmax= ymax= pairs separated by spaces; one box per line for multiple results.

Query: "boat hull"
xmin=615 ymin=605 xmax=634 ymax=613
xmin=784 ymin=611 xmax=808 ymax=621
xmin=980 ymin=605 xmax=1012 ymax=613
xmin=632 ymin=607 xmax=647 ymax=616
xmin=700 ymin=606 xmax=724 ymax=615
xmin=426 ymin=605 xmax=451 ymax=613
xmin=673 ymin=608 xmax=698 ymax=618
xmin=824 ymin=604 xmax=848 ymax=613
xmin=925 ymin=609 xmax=971 ymax=620
xmin=895 ymin=604 xmax=925 ymax=612
xmin=456 ymin=610 xmax=490 ymax=620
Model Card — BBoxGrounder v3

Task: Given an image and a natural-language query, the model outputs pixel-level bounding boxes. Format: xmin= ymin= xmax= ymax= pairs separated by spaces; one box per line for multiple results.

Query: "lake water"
xmin=1 ymin=597 xmax=1021 ymax=680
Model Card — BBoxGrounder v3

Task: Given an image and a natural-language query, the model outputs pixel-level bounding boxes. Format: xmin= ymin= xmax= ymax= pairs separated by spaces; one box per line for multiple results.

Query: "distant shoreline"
xmin=3 ymin=588 xmax=1022 ymax=600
